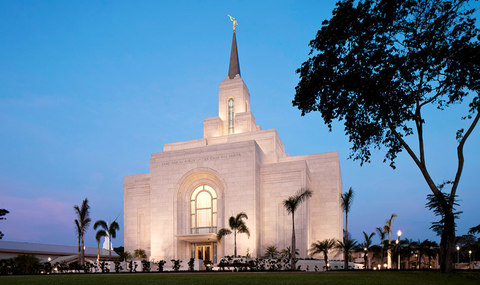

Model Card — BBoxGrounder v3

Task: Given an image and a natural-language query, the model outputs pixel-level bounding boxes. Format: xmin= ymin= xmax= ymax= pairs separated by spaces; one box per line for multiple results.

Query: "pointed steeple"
xmin=228 ymin=31 xmax=241 ymax=79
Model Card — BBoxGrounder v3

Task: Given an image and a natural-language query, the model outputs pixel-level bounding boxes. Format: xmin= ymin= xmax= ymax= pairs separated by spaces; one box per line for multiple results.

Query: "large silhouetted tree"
xmin=293 ymin=0 xmax=479 ymax=272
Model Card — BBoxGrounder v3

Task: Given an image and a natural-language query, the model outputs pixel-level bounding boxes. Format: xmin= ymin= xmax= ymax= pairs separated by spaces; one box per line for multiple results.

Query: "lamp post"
xmin=457 ymin=246 xmax=460 ymax=267
xmin=397 ymin=230 xmax=402 ymax=270
xmin=469 ymin=250 xmax=472 ymax=269
xmin=364 ymin=247 xmax=368 ymax=269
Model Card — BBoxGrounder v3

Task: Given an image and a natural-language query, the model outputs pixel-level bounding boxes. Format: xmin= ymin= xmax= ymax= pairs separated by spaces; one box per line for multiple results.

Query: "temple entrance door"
xmin=195 ymin=243 xmax=212 ymax=262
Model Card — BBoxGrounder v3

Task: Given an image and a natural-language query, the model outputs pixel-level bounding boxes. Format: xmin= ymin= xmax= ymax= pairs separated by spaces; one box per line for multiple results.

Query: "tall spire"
xmin=228 ymin=16 xmax=240 ymax=79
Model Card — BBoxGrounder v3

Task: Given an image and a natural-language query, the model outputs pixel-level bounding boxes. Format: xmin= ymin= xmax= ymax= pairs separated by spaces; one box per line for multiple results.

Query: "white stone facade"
xmin=124 ymin=33 xmax=343 ymax=263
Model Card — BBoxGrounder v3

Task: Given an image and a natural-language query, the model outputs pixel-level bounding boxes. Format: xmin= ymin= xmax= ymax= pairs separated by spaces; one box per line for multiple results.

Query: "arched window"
xmin=228 ymin=98 xmax=234 ymax=134
xmin=190 ymin=185 xmax=217 ymax=234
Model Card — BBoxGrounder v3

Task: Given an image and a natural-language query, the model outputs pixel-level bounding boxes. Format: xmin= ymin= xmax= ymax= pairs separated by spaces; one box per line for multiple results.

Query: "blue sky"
xmin=0 ymin=0 xmax=479 ymax=249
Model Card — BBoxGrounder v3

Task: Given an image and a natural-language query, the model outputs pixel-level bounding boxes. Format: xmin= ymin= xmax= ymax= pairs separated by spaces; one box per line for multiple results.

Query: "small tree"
xmin=335 ymin=239 xmax=358 ymax=270
xmin=217 ymin=212 xmax=250 ymax=257
xmin=265 ymin=245 xmax=279 ymax=259
xmin=134 ymin=249 xmax=147 ymax=260
xmin=310 ymin=239 xmax=336 ymax=270
xmin=361 ymin=231 xmax=375 ymax=269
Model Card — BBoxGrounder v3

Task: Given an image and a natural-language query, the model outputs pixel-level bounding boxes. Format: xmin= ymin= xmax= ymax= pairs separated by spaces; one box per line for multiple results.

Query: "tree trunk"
xmin=291 ymin=212 xmax=296 ymax=270
xmin=109 ymin=234 xmax=112 ymax=259
xmin=344 ymin=212 xmax=348 ymax=270
xmin=439 ymin=208 xmax=455 ymax=272
xmin=234 ymin=230 xmax=237 ymax=257
xmin=80 ymin=235 xmax=85 ymax=266
xmin=97 ymin=241 xmax=100 ymax=261
xmin=324 ymin=252 xmax=328 ymax=271
xmin=387 ymin=231 xmax=392 ymax=269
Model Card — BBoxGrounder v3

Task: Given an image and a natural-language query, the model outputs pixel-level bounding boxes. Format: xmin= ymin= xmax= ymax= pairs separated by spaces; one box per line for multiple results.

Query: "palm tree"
xmin=310 ymin=239 xmax=336 ymax=271
xmin=376 ymin=227 xmax=386 ymax=266
xmin=361 ymin=231 xmax=375 ymax=269
xmin=95 ymin=230 xmax=107 ymax=261
xmin=93 ymin=219 xmax=120 ymax=259
xmin=73 ymin=198 xmax=91 ymax=266
xmin=283 ymin=188 xmax=312 ymax=270
xmin=217 ymin=212 xmax=250 ymax=257
xmin=335 ymin=238 xmax=358 ymax=270
xmin=265 ymin=245 xmax=279 ymax=259
xmin=341 ymin=187 xmax=354 ymax=270
xmin=383 ymin=213 xmax=397 ymax=269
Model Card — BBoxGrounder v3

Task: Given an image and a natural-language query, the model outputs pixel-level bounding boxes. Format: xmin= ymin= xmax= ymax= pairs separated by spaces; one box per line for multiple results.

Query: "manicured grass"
xmin=1 ymin=271 xmax=480 ymax=285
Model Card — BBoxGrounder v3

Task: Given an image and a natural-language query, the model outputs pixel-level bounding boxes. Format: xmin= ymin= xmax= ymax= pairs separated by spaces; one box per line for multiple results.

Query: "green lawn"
xmin=1 ymin=271 xmax=480 ymax=285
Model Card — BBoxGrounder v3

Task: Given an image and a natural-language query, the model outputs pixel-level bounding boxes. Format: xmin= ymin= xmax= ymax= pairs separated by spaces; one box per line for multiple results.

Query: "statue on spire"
xmin=228 ymin=15 xmax=238 ymax=31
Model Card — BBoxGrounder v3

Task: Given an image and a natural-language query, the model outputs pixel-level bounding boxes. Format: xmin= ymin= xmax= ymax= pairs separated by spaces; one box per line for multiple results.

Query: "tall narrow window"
xmin=228 ymin=98 xmax=234 ymax=134
xmin=190 ymin=185 xmax=217 ymax=234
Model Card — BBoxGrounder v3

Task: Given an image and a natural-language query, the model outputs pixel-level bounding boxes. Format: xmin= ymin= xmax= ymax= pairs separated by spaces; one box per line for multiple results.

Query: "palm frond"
xmin=109 ymin=221 xmax=120 ymax=238
xmin=237 ymin=224 xmax=250 ymax=237
xmin=94 ymin=220 xmax=108 ymax=231
xmin=341 ymin=187 xmax=354 ymax=213
xmin=217 ymin=228 xmax=232 ymax=241
xmin=468 ymin=224 xmax=480 ymax=235
xmin=96 ymin=230 xmax=107 ymax=242
xmin=235 ymin=212 xmax=248 ymax=222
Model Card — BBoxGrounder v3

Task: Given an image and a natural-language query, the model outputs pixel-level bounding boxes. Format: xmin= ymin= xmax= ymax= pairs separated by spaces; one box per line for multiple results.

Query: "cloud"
xmin=0 ymin=196 xmax=75 ymax=244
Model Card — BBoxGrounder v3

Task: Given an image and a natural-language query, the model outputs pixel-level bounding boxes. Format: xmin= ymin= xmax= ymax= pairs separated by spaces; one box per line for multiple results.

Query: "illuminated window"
xmin=190 ymin=185 xmax=217 ymax=234
xmin=228 ymin=98 xmax=234 ymax=134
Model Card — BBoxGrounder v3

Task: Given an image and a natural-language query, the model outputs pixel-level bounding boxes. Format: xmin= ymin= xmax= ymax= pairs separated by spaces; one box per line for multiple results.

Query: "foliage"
xmin=171 ymin=259 xmax=182 ymax=272
xmin=468 ymin=224 xmax=480 ymax=235
xmin=217 ymin=212 xmax=250 ymax=257
xmin=155 ymin=260 xmax=166 ymax=272
xmin=114 ymin=261 xmax=122 ymax=273
xmin=203 ymin=259 xmax=213 ymax=271
xmin=294 ymin=0 xmax=480 ymax=273
xmin=134 ymin=249 xmax=147 ymax=260
xmin=0 ymin=209 xmax=9 ymax=240
xmin=141 ymin=260 xmax=150 ymax=272
xmin=426 ymin=192 xmax=462 ymax=236
xmin=264 ymin=245 xmax=279 ymax=259
xmin=188 ymin=258 xmax=195 ymax=271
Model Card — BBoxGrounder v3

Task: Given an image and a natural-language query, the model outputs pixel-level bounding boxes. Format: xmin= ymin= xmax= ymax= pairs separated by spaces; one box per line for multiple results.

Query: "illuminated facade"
xmin=123 ymin=30 xmax=343 ymax=263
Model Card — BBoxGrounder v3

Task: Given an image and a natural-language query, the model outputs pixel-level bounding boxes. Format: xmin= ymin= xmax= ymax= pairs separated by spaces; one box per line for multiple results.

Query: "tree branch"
xmin=388 ymin=123 xmax=441 ymax=196
xmin=450 ymin=109 xmax=480 ymax=205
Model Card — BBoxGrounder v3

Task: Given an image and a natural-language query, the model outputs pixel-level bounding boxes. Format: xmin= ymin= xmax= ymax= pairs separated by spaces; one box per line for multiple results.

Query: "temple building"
xmin=124 ymin=26 xmax=343 ymax=263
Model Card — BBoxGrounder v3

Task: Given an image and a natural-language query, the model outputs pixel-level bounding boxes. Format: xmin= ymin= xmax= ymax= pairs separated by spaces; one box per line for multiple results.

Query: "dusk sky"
xmin=1 ymin=1 xmax=479 ymax=250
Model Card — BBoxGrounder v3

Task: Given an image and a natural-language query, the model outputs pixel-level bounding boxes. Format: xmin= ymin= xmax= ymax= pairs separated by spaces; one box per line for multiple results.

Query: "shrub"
xmin=141 ymin=260 xmax=150 ymax=272
xmin=171 ymin=259 xmax=182 ymax=272
xmin=156 ymin=260 xmax=166 ymax=272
